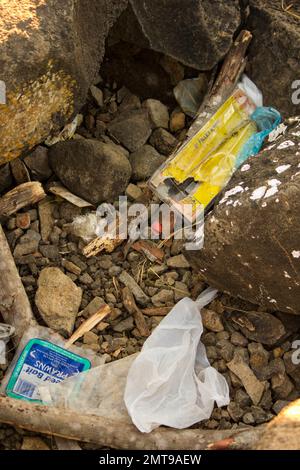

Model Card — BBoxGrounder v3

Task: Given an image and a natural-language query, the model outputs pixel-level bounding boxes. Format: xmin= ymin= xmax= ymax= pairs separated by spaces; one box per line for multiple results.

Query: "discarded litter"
xmin=124 ymin=287 xmax=230 ymax=432
xmin=174 ymin=74 xmax=208 ymax=117
xmin=45 ymin=114 xmax=83 ymax=146
xmin=39 ymin=354 xmax=137 ymax=423
xmin=1 ymin=325 xmax=104 ymax=403
xmin=35 ymin=289 xmax=229 ymax=433
xmin=150 ymin=75 xmax=281 ymax=222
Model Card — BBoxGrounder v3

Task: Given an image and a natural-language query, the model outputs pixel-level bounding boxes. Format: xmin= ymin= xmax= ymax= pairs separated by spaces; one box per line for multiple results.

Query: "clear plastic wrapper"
xmin=0 ymin=325 xmax=105 ymax=402
xmin=124 ymin=287 xmax=230 ymax=433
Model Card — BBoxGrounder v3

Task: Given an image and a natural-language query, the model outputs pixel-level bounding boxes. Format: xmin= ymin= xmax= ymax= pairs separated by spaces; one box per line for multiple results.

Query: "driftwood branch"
xmin=0 ymin=396 xmax=264 ymax=450
xmin=0 ymin=225 xmax=37 ymax=342
xmin=188 ymin=29 xmax=253 ymax=138
xmin=0 ymin=182 xmax=46 ymax=217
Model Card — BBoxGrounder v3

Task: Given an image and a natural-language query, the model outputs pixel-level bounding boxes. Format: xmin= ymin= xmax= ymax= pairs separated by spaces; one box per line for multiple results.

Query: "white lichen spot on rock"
xmin=292 ymin=250 xmax=300 ymax=258
xmin=220 ymin=185 xmax=244 ymax=204
xmin=284 ymin=271 xmax=291 ymax=279
xmin=241 ymin=164 xmax=250 ymax=172
xmin=264 ymin=179 xmax=281 ymax=199
xmin=264 ymin=186 xmax=278 ymax=198
xmin=233 ymin=200 xmax=242 ymax=207
xmin=276 ymin=164 xmax=291 ymax=174
xmin=250 ymin=186 xmax=267 ymax=200
xmin=277 ymin=140 xmax=295 ymax=150
xmin=268 ymin=123 xmax=287 ymax=142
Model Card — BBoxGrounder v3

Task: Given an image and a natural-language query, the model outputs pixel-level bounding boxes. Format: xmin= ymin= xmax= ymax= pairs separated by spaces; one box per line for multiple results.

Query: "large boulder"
xmin=110 ymin=0 xmax=241 ymax=70
xmin=185 ymin=124 xmax=300 ymax=315
xmin=0 ymin=0 xmax=127 ymax=164
xmin=49 ymin=139 xmax=132 ymax=204
xmin=247 ymin=0 xmax=300 ymax=117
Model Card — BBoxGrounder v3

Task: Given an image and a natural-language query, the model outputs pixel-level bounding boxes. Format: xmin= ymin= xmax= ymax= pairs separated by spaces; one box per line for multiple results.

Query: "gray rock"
xmin=185 ymin=125 xmax=300 ymax=314
xmin=201 ymin=309 xmax=224 ymax=333
xmin=79 ymin=297 xmax=105 ymax=319
xmin=39 ymin=245 xmax=60 ymax=260
xmin=107 ymin=109 xmax=152 ymax=152
xmin=228 ymin=311 xmax=286 ymax=346
xmin=100 ymin=136 xmax=130 ymax=158
xmin=206 ymin=345 xmax=219 ymax=362
xmin=149 ymin=128 xmax=177 ymax=155
xmin=119 ymin=93 xmax=141 ymax=113
xmin=231 ymin=331 xmax=248 ymax=347
xmin=271 ymin=373 xmax=294 ymax=399
xmin=251 ymin=406 xmax=273 ymax=424
xmin=90 ymin=85 xmax=103 ymax=107
xmin=167 ymin=254 xmax=190 ymax=269
xmin=83 ymin=331 xmax=99 ymax=345
xmin=235 ymin=389 xmax=252 ymax=408
xmin=260 ymin=389 xmax=273 ymax=411
xmin=35 ymin=267 xmax=82 ymax=336
xmin=80 ymin=273 xmax=94 ymax=285
xmin=113 ymin=316 xmax=134 ymax=333
xmin=253 ymin=357 xmax=285 ymax=382
xmin=202 ymin=332 xmax=216 ymax=346
xmin=243 ymin=412 xmax=255 ymax=425
xmin=170 ymin=110 xmax=186 ymax=133
xmin=151 ymin=288 xmax=174 ymax=306
xmin=125 ymin=183 xmax=142 ymax=201
xmin=24 ymin=146 xmax=52 ymax=181
xmin=62 ymin=259 xmax=82 ymax=276
xmin=218 ymin=340 xmax=234 ymax=362
xmin=129 ymin=144 xmax=165 ymax=181
xmin=49 ymin=139 xmax=132 ymax=205
xmin=119 ymin=270 xmax=150 ymax=306
xmin=143 ymin=99 xmax=169 ymax=129
xmin=174 ymin=281 xmax=190 ymax=302
xmin=249 ymin=342 xmax=269 ymax=372
xmin=70 ymin=255 xmax=87 ymax=272
xmin=13 ymin=230 xmax=41 ymax=257
xmin=227 ymin=402 xmax=244 ymax=422
xmin=272 ymin=400 xmax=290 ymax=415
xmin=99 ymin=257 xmax=113 ymax=270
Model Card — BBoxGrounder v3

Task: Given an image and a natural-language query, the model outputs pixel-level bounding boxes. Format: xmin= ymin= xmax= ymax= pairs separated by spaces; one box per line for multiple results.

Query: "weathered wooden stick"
xmin=65 ymin=305 xmax=111 ymax=348
xmin=0 ymin=396 xmax=263 ymax=450
xmin=132 ymin=240 xmax=164 ymax=263
xmin=142 ymin=306 xmax=172 ymax=316
xmin=122 ymin=287 xmax=150 ymax=337
xmin=0 ymin=225 xmax=37 ymax=342
xmin=188 ymin=30 xmax=253 ymax=138
xmin=0 ymin=182 xmax=46 ymax=217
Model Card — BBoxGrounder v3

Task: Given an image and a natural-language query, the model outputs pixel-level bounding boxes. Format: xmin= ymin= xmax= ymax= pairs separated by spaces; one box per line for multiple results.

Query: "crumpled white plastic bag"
xmin=124 ymin=287 xmax=230 ymax=433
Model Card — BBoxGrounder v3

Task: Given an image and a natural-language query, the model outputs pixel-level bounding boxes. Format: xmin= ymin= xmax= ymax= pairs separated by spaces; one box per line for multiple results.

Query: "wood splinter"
xmin=122 ymin=286 xmax=150 ymax=337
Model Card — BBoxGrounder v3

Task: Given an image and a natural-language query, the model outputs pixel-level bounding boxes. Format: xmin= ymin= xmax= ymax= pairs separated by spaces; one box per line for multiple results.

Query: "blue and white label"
xmin=6 ymin=339 xmax=91 ymax=402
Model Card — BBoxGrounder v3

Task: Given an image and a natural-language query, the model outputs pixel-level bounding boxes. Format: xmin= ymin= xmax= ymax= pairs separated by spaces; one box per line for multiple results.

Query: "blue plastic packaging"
xmin=236 ymin=107 xmax=282 ymax=168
